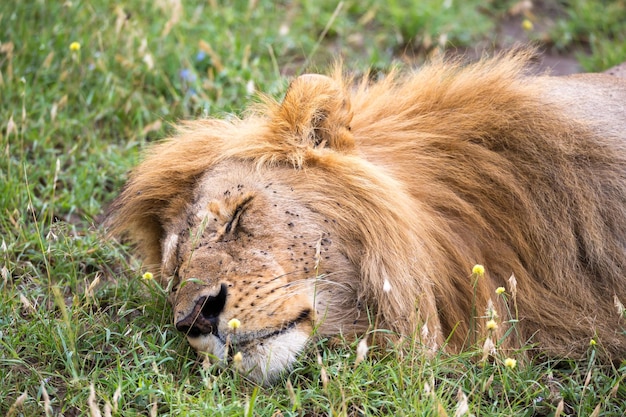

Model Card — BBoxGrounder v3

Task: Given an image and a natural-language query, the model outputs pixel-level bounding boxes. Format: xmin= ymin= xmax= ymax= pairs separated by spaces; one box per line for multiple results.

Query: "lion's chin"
xmin=187 ymin=328 xmax=310 ymax=384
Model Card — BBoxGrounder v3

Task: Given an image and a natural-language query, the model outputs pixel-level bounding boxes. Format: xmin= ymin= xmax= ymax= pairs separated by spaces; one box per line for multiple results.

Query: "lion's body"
xmin=107 ymin=52 xmax=626 ymax=383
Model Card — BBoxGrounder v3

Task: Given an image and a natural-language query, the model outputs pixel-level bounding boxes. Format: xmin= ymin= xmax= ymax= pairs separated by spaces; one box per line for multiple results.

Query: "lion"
xmin=106 ymin=50 xmax=626 ymax=384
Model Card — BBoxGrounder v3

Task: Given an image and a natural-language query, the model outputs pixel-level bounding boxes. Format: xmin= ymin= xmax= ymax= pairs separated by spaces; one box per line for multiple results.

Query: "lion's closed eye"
xmin=225 ymin=194 xmax=254 ymax=234
xmin=202 ymin=193 xmax=255 ymax=241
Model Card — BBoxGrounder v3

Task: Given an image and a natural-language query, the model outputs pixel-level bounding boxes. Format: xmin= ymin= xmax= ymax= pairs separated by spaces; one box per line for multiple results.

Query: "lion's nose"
xmin=175 ymin=283 xmax=228 ymax=337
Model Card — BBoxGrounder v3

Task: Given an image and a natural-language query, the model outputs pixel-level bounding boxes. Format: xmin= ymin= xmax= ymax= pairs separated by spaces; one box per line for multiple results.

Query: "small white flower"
xmin=481 ymin=336 xmax=496 ymax=362
xmin=454 ymin=388 xmax=469 ymax=417
xmin=614 ymin=295 xmax=624 ymax=317
xmin=424 ymin=382 xmax=431 ymax=394
xmin=317 ymin=353 xmax=329 ymax=389
xmin=1 ymin=266 xmax=10 ymax=282
xmin=485 ymin=298 xmax=498 ymax=319
xmin=355 ymin=338 xmax=369 ymax=366
xmin=508 ymin=274 xmax=518 ymax=296
xmin=246 ymin=80 xmax=255 ymax=95
xmin=88 ymin=383 xmax=102 ymax=417
xmin=383 ymin=279 xmax=392 ymax=293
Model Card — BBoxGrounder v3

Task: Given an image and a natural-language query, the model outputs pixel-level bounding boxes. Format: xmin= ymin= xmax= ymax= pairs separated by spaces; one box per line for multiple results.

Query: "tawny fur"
xmin=107 ymin=51 xmax=626 ymax=362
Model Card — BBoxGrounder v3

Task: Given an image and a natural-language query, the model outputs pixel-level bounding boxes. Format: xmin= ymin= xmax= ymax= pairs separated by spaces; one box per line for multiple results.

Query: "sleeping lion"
xmin=106 ymin=51 xmax=626 ymax=384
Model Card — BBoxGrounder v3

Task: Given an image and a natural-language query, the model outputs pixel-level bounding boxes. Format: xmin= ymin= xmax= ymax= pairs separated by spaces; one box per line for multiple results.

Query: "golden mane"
xmin=107 ymin=50 xmax=626 ymax=364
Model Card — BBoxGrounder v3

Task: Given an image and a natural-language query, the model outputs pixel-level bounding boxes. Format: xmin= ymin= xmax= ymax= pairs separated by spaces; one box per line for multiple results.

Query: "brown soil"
xmin=407 ymin=1 xmax=586 ymax=76
xmin=496 ymin=11 xmax=582 ymax=75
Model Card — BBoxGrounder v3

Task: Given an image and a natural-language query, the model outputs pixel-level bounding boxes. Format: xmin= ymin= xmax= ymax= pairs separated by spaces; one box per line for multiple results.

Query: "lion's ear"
xmin=273 ymin=73 xmax=354 ymax=151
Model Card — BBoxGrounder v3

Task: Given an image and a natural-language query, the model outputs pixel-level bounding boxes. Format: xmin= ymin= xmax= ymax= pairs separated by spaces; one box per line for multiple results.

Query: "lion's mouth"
xmin=187 ymin=323 xmax=310 ymax=384
xmin=184 ymin=309 xmax=314 ymax=383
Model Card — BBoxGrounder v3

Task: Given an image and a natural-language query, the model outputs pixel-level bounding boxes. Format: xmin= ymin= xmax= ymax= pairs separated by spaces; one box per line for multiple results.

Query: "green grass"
xmin=549 ymin=0 xmax=626 ymax=70
xmin=2 ymin=0 xmax=625 ymax=415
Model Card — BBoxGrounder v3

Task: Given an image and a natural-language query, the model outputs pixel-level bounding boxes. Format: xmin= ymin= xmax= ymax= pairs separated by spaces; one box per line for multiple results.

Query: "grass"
xmin=548 ymin=0 xmax=626 ymax=70
xmin=2 ymin=0 xmax=625 ymax=415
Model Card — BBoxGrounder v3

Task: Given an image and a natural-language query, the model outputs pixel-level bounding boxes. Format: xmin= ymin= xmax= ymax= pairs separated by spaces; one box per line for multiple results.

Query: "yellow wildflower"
xmin=472 ymin=264 xmax=485 ymax=276
xmin=486 ymin=319 xmax=498 ymax=331
xmin=233 ymin=351 xmax=244 ymax=372
xmin=504 ymin=357 xmax=517 ymax=369
xmin=521 ymin=19 xmax=534 ymax=31
xmin=228 ymin=318 xmax=241 ymax=330
xmin=69 ymin=42 xmax=81 ymax=52
xmin=495 ymin=287 xmax=505 ymax=295
xmin=142 ymin=271 xmax=153 ymax=280
xmin=590 ymin=338 xmax=597 ymax=346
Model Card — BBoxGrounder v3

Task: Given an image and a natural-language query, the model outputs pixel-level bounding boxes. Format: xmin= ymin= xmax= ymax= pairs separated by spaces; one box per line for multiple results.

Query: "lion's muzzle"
xmin=174 ymin=283 xmax=228 ymax=338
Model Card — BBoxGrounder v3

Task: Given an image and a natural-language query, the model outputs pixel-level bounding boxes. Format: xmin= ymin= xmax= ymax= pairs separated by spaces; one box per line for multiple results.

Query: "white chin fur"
xmin=187 ymin=328 xmax=309 ymax=384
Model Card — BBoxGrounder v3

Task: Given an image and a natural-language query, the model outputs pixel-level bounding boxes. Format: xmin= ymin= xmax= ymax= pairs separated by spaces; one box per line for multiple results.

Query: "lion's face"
xmin=162 ymin=162 xmax=361 ymax=383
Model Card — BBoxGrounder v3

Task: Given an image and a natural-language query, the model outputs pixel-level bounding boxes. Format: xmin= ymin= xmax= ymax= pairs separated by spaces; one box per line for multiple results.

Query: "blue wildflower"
xmin=179 ymin=68 xmax=197 ymax=82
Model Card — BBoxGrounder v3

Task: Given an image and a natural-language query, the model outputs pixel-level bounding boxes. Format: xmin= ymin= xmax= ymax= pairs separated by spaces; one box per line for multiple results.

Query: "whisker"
xmin=263 ymin=273 xmax=355 ymax=305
